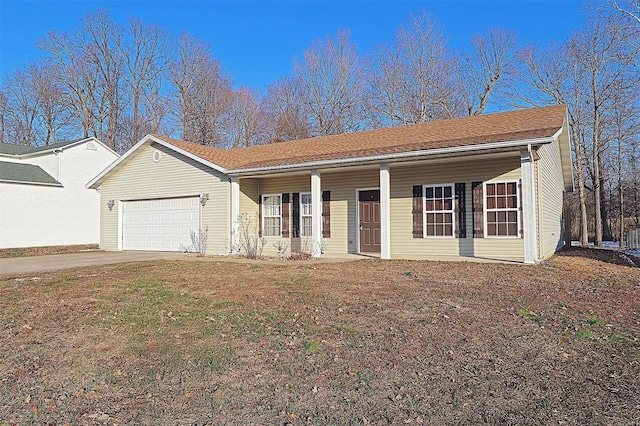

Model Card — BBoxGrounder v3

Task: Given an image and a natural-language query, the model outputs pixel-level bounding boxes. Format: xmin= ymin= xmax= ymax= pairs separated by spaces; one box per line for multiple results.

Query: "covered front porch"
xmin=229 ymin=149 xmax=536 ymax=263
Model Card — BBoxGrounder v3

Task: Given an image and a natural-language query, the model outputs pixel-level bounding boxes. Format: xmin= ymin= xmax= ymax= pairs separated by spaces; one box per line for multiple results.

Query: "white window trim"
xmin=483 ymin=180 xmax=520 ymax=239
xmin=262 ymin=194 xmax=282 ymax=237
xmin=422 ymin=183 xmax=456 ymax=238
xmin=300 ymin=192 xmax=312 ymax=237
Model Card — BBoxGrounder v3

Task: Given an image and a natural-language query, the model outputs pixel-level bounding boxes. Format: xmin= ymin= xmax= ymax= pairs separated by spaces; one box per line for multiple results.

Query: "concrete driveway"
xmin=0 ymin=251 xmax=189 ymax=276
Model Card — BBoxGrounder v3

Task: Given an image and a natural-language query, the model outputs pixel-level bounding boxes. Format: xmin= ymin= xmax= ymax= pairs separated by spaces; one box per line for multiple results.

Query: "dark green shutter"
xmin=281 ymin=193 xmax=290 ymax=238
xmin=322 ymin=191 xmax=331 ymax=238
xmin=412 ymin=185 xmax=423 ymax=238
xmin=472 ymin=182 xmax=484 ymax=238
xmin=258 ymin=195 xmax=263 ymax=237
xmin=455 ymin=183 xmax=466 ymax=238
xmin=292 ymin=193 xmax=300 ymax=238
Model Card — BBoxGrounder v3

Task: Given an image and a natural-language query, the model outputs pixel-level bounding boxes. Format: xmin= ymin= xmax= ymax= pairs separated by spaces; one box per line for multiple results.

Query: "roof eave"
xmin=0 ymin=179 xmax=63 ymax=187
xmin=228 ymin=136 xmax=556 ymax=177
xmin=0 ymin=137 xmax=118 ymax=159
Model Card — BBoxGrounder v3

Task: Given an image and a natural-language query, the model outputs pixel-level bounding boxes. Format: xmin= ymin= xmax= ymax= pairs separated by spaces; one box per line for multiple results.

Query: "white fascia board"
xmin=86 ymin=134 xmax=228 ymax=189
xmin=0 ymin=179 xmax=63 ymax=187
xmin=229 ymin=136 xmax=555 ymax=176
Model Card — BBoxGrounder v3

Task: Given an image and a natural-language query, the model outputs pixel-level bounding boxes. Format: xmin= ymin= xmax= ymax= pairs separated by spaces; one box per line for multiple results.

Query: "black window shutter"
xmin=322 ymin=191 xmax=331 ymax=238
xmin=281 ymin=193 xmax=290 ymax=238
xmin=472 ymin=181 xmax=484 ymax=238
xmin=292 ymin=193 xmax=300 ymax=238
xmin=258 ymin=194 xmax=263 ymax=237
xmin=455 ymin=183 xmax=466 ymax=238
xmin=412 ymin=185 xmax=423 ymax=238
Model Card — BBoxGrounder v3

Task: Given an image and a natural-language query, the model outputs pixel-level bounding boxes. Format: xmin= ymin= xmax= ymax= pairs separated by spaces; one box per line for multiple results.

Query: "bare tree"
xmin=462 ymin=28 xmax=519 ymax=116
xmin=81 ymin=10 xmax=125 ymax=149
xmin=30 ymin=63 xmax=72 ymax=145
xmin=295 ymin=30 xmax=365 ymax=136
xmin=611 ymin=0 xmax=640 ymax=25
xmin=168 ymin=33 xmax=233 ymax=146
xmin=263 ymin=76 xmax=311 ymax=142
xmin=3 ymin=66 xmax=41 ymax=145
xmin=367 ymin=11 xmax=462 ymax=127
xmin=519 ymin=15 xmax=638 ymax=246
xmin=0 ymin=88 xmax=7 ymax=143
xmin=571 ymin=18 xmax=637 ymax=245
xmin=518 ymin=43 xmax=591 ymax=244
xmin=38 ymin=28 xmax=97 ymax=140
xmin=120 ymin=18 xmax=168 ymax=148
xmin=222 ymin=86 xmax=267 ymax=148
xmin=609 ymin=87 xmax=639 ymax=246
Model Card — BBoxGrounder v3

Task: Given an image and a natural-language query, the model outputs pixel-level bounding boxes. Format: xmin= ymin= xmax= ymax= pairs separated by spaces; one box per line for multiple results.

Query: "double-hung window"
xmin=300 ymin=193 xmax=312 ymax=237
xmin=424 ymin=184 xmax=454 ymax=237
xmin=262 ymin=194 xmax=282 ymax=237
xmin=485 ymin=182 xmax=518 ymax=237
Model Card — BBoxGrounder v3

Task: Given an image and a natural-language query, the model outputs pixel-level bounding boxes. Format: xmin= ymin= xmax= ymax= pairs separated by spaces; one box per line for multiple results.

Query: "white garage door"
xmin=123 ymin=197 xmax=200 ymax=252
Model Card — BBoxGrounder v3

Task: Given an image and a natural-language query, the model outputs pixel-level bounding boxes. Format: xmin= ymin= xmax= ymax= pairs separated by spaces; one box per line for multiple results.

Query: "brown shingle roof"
xmin=153 ymin=105 xmax=566 ymax=171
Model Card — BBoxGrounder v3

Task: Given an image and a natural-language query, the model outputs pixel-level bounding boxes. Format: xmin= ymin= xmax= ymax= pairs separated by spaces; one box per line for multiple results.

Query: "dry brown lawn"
xmin=1 ymin=248 xmax=639 ymax=425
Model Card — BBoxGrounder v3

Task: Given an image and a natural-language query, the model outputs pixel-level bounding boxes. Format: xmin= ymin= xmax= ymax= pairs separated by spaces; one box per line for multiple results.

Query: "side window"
xmin=485 ymin=182 xmax=518 ymax=237
xmin=424 ymin=184 xmax=454 ymax=237
xmin=300 ymin=193 xmax=312 ymax=237
xmin=262 ymin=194 xmax=282 ymax=237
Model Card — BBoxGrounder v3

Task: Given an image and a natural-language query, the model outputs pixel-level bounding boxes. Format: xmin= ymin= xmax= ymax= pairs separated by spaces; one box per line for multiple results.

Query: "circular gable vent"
xmin=153 ymin=150 xmax=162 ymax=162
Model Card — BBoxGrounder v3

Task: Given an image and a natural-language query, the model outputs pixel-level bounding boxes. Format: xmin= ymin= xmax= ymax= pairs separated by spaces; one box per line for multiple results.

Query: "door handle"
xmin=359 ymin=222 xmax=363 ymax=231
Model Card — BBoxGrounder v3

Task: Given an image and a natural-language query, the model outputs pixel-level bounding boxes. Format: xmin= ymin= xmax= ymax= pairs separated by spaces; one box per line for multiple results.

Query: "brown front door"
xmin=359 ymin=190 xmax=381 ymax=253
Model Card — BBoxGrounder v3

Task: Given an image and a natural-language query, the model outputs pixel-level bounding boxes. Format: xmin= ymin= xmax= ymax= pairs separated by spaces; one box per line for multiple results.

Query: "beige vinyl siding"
xmin=238 ymin=169 xmax=379 ymax=257
xmin=321 ymin=169 xmax=380 ymax=256
xmin=389 ymin=156 xmax=524 ymax=261
xmin=536 ymin=138 xmax=565 ymax=259
xmin=239 ymin=177 xmax=259 ymax=225
xmin=265 ymin=169 xmax=380 ymax=256
xmin=253 ymin=174 xmax=314 ymax=257
xmin=99 ymin=143 xmax=229 ymax=255
xmin=239 ymin=156 xmax=524 ymax=261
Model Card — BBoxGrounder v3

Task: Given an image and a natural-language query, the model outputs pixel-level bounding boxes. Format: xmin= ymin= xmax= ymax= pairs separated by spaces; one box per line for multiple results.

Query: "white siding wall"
xmin=98 ymin=143 xmax=229 ymax=255
xmin=0 ymin=141 xmax=118 ymax=248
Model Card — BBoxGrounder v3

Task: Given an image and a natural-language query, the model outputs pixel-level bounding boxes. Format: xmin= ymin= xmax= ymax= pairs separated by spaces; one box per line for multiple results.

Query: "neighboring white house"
xmin=0 ymin=138 xmax=119 ymax=249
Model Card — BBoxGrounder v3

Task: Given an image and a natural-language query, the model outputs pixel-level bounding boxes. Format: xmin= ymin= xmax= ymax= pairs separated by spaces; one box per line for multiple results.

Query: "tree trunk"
xmin=599 ymin=163 xmax=612 ymax=241
xmin=619 ymin=137 xmax=624 ymax=248
xmin=572 ymin=128 xmax=590 ymax=245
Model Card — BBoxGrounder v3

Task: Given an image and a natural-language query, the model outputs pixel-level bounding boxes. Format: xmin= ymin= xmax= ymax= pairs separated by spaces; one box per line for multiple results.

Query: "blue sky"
xmin=1 ymin=1 xmax=588 ymax=92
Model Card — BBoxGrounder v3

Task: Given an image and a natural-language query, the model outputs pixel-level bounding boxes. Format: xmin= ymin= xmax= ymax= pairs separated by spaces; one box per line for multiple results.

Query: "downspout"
xmin=54 ymin=149 xmax=62 ymax=182
xmin=527 ymin=143 xmax=539 ymax=263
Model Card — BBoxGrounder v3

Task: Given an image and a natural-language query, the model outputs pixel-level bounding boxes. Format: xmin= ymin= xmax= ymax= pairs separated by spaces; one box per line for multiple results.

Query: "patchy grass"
xmin=516 ymin=309 xmax=546 ymax=324
xmin=0 ymin=244 xmax=99 ymax=258
xmin=0 ymin=250 xmax=639 ymax=424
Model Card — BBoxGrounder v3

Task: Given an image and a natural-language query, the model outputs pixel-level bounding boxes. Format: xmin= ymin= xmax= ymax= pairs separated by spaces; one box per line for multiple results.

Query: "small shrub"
xmin=273 ymin=240 xmax=290 ymax=260
xmin=236 ymin=213 xmax=266 ymax=259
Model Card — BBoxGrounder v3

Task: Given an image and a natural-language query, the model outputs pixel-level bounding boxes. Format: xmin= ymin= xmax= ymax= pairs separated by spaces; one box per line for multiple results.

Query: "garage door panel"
xmin=123 ymin=197 xmax=200 ymax=252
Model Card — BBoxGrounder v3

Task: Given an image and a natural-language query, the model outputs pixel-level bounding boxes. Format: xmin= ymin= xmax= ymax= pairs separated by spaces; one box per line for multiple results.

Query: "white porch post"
xmin=521 ymin=147 xmax=538 ymax=264
xmin=311 ymin=170 xmax=322 ymax=258
xmin=380 ymin=163 xmax=391 ymax=260
xmin=230 ymin=177 xmax=240 ymax=254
